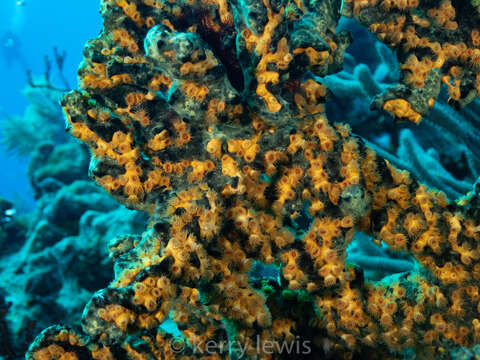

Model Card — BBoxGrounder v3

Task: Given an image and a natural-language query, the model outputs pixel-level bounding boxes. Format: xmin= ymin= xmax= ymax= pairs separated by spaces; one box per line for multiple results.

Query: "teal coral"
xmin=26 ymin=0 xmax=480 ymax=359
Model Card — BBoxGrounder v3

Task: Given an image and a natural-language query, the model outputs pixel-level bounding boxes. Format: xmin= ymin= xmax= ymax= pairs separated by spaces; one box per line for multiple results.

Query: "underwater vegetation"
xmin=0 ymin=55 xmax=148 ymax=359
xmin=9 ymin=0 xmax=480 ymax=359
xmin=0 ymin=78 xmax=65 ymax=157
xmin=0 ymin=48 xmax=70 ymax=157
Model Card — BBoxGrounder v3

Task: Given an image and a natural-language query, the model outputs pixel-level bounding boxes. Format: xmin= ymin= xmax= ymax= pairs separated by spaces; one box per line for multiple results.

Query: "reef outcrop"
xmin=26 ymin=0 xmax=480 ymax=359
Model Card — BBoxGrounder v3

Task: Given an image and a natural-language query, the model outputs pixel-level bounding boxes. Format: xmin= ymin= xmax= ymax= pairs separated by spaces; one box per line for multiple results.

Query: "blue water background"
xmin=0 ymin=1 xmax=101 ymax=211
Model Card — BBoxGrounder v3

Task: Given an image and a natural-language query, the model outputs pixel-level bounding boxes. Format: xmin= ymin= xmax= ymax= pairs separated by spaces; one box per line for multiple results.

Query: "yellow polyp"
xmin=148 ymin=130 xmax=171 ymax=151
xmin=383 ymin=98 xmax=422 ymax=123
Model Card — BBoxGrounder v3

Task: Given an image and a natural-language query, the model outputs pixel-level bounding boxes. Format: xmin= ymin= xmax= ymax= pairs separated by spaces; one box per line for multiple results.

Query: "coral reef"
xmin=0 ymin=171 xmax=148 ymax=359
xmin=27 ymin=142 xmax=90 ymax=199
xmin=0 ymin=47 xmax=71 ymax=158
xmin=0 ymin=197 xmax=26 ymax=257
xmin=342 ymin=0 xmax=480 ymax=122
xmin=323 ymin=19 xmax=480 ymax=200
xmin=0 ymin=77 xmax=68 ymax=157
xmin=0 ymin=75 xmax=148 ymax=358
xmin=0 ymin=163 xmax=148 ymax=359
xmin=24 ymin=0 xmax=480 ymax=359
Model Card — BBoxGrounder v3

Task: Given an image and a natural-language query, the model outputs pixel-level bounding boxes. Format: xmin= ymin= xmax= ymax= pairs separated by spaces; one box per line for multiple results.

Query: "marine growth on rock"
xmin=26 ymin=0 xmax=480 ymax=359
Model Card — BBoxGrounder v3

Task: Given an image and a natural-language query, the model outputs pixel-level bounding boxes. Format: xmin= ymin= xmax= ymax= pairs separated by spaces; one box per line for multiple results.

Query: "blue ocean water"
xmin=0 ymin=0 xmax=101 ymax=211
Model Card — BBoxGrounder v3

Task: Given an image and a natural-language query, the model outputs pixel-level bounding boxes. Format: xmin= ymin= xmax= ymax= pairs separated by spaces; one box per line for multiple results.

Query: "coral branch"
xmin=26 ymin=0 xmax=480 ymax=359
xmin=343 ymin=0 xmax=480 ymax=123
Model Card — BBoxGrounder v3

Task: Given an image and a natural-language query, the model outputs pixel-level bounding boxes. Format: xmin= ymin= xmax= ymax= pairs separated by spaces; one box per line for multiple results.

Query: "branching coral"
xmin=322 ymin=21 xmax=480 ymax=201
xmin=342 ymin=0 xmax=480 ymax=123
xmin=26 ymin=0 xmax=480 ymax=359
xmin=1 ymin=45 xmax=72 ymax=157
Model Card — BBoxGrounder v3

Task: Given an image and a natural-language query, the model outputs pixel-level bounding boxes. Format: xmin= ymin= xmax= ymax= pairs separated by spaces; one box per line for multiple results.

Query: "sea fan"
xmin=0 ymin=78 xmax=68 ymax=156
